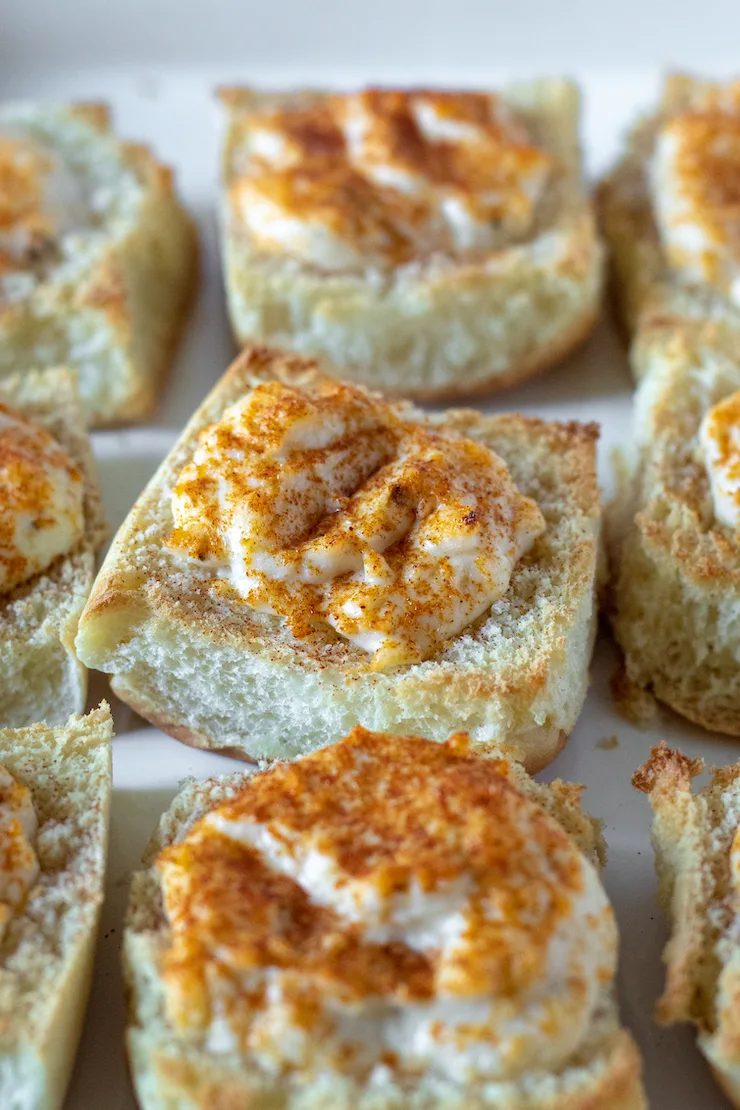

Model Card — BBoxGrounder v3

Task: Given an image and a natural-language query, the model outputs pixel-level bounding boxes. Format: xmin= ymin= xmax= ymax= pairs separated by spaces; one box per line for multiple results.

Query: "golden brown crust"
xmin=68 ymin=101 xmax=112 ymax=131
xmin=101 ymin=213 xmax=200 ymax=428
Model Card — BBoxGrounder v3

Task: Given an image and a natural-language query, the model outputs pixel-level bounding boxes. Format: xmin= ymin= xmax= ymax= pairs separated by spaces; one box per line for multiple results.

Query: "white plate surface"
xmin=0 ymin=57 xmax=736 ymax=1110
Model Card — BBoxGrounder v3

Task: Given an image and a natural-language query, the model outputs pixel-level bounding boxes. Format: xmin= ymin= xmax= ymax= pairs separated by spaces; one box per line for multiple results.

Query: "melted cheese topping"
xmin=700 ymin=389 xmax=740 ymax=530
xmin=158 ymin=729 xmax=617 ymax=1081
xmin=231 ymin=89 xmax=553 ymax=270
xmin=0 ymin=403 xmax=85 ymax=595
xmin=652 ymin=105 xmax=740 ymax=303
xmin=0 ymin=765 xmax=38 ymax=945
xmin=168 ymin=380 xmax=545 ymax=668
xmin=0 ymin=131 xmax=88 ymax=278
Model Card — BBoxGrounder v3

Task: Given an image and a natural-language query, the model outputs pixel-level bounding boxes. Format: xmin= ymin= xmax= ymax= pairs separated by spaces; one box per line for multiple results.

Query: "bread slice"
xmin=0 ymin=102 xmax=198 ymax=427
xmin=606 ymin=310 xmax=740 ymax=735
xmin=598 ymin=72 xmax=740 ymax=345
xmin=0 ymin=367 xmax=107 ymax=729
xmin=123 ymin=749 xmax=645 ymax=1110
xmin=634 ymin=743 xmax=740 ymax=1108
xmin=218 ymin=81 xmax=602 ymax=401
xmin=75 ymin=345 xmax=601 ymax=773
xmin=0 ymin=702 xmax=112 ymax=1110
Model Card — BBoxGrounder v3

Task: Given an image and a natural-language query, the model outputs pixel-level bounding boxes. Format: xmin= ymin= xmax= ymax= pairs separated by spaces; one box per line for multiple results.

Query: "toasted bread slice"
xmin=606 ymin=313 xmax=740 ymax=735
xmin=76 ymin=346 xmax=601 ymax=773
xmin=0 ymin=102 xmax=198 ymax=427
xmin=219 ymin=80 xmax=602 ymax=401
xmin=634 ymin=744 xmax=740 ymax=1108
xmin=598 ymin=72 xmax=740 ymax=344
xmin=0 ymin=368 xmax=107 ymax=728
xmin=123 ymin=746 xmax=645 ymax=1110
xmin=0 ymin=703 xmax=112 ymax=1110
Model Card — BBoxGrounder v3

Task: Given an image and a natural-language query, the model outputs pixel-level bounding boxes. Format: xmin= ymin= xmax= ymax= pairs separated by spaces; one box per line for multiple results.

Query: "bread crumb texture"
xmin=0 ymin=703 xmax=111 ymax=1110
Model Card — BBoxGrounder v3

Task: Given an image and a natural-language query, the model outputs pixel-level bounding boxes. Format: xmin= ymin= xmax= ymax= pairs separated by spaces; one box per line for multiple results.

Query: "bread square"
xmin=123 ymin=730 xmax=645 ymax=1110
xmin=601 ymin=73 xmax=740 ymax=733
xmin=634 ymin=743 xmax=740 ymax=1108
xmin=0 ymin=102 xmax=197 ymax=426
xmin=0 ymin=367 xmax=107 ymax=728
xmin=218 ymin=81 xmax=602 ymax=401
xmin=599 ymin=72 xmax=740 ymax=344
xmin=76 ymin=345 xmax=601 ymax=772
xmin=606 ymin=311 xmax=740 ymax=735
xmin=0 ymin=703 xmax=112 ymax=1110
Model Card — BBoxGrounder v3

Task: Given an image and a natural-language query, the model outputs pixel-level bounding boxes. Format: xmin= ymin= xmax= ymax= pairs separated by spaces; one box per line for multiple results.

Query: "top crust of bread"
xmin=0 ymin=367 xmax=107 ymax=728
xmin=76 ymin=345 xmax=601 ymax=772
xmin=219 ymin=81 xmax=602 ymax=401
xmin=598 ymin=71 xmax=740 ymax=343
xmin=123 ymin=754 xmax=646 ymax=1110
xmin=0 ymin=102 xmax=198 ymax=427
xmin=634 ymin=744 xmax=740 ymax=1108
xmin=0 ymin=703 xmax=112 ymax=1110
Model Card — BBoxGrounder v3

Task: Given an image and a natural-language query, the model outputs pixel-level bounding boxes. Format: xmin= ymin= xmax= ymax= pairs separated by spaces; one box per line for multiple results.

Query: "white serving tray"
xmin=0 ymin=53 xmax=736 ymax=1110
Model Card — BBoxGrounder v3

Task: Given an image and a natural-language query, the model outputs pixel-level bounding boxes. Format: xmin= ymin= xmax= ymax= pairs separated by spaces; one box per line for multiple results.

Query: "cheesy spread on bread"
xmin=231 ymin=89 xmax=553 ymax=270
xmin=0 ymin=765 xmax=38 ymax=944
xmin=700 ymin=389 xmax=740 ymax=530
xmin=0 ymin=132 xmax=88 ymax=280
xmin=168 ymin=379 xmax=545 ymax=668
xmin=0 ymin=402 xmax=84 ymax=594
xmin=158 ymin=728 xmax=617 ymax=1081
xmin=652 ymin=93 xmax=740 ymax=303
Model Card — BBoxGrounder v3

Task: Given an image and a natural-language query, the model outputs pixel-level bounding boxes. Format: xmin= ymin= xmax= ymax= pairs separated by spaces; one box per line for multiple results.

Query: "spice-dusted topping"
xmin=231 ymin=88 xmax=553 ymax=270
xmin=158 ymin=728 xmax=617 ymax=1080
xmin=0 ymin=765 xmax=38 ymax=944
xmin=700 ymin=389 xmax=740 ymax=530
xmin=652 ymin=96 xmax=740 ymax=302
xmin=168 ymin=379 xmax=545 ymax=668
xmin=0 ymin=132 xmax=88 ymax=278
xmin=0 ymin=402 xmax=84 ymax=595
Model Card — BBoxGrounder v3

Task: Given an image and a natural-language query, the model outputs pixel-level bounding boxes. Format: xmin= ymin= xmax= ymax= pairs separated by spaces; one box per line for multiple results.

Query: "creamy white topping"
xmin=652 ymin=112 xmax=740 ymax=303
xmin=0 ymin=765 xmax=38 ymax=944
xmin=700 ymin=389 xmax=740 ymax=530
xmin=232 ymin=89 xmax=552 ymax=270
xmin=168 ymin=379 xmax=545 ymax=667
xmin=157 ymin=730 xmax=618 ymax=1082
xmin=204 ymin=812 xmax=613 ymax=1079
xmin=0 ymin=403 xmax=85 ymax=594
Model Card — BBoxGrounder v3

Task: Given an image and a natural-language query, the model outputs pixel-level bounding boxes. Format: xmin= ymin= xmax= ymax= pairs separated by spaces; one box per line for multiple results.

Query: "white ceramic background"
xmin=4 ymin=4 xmax=740 ymax=1105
